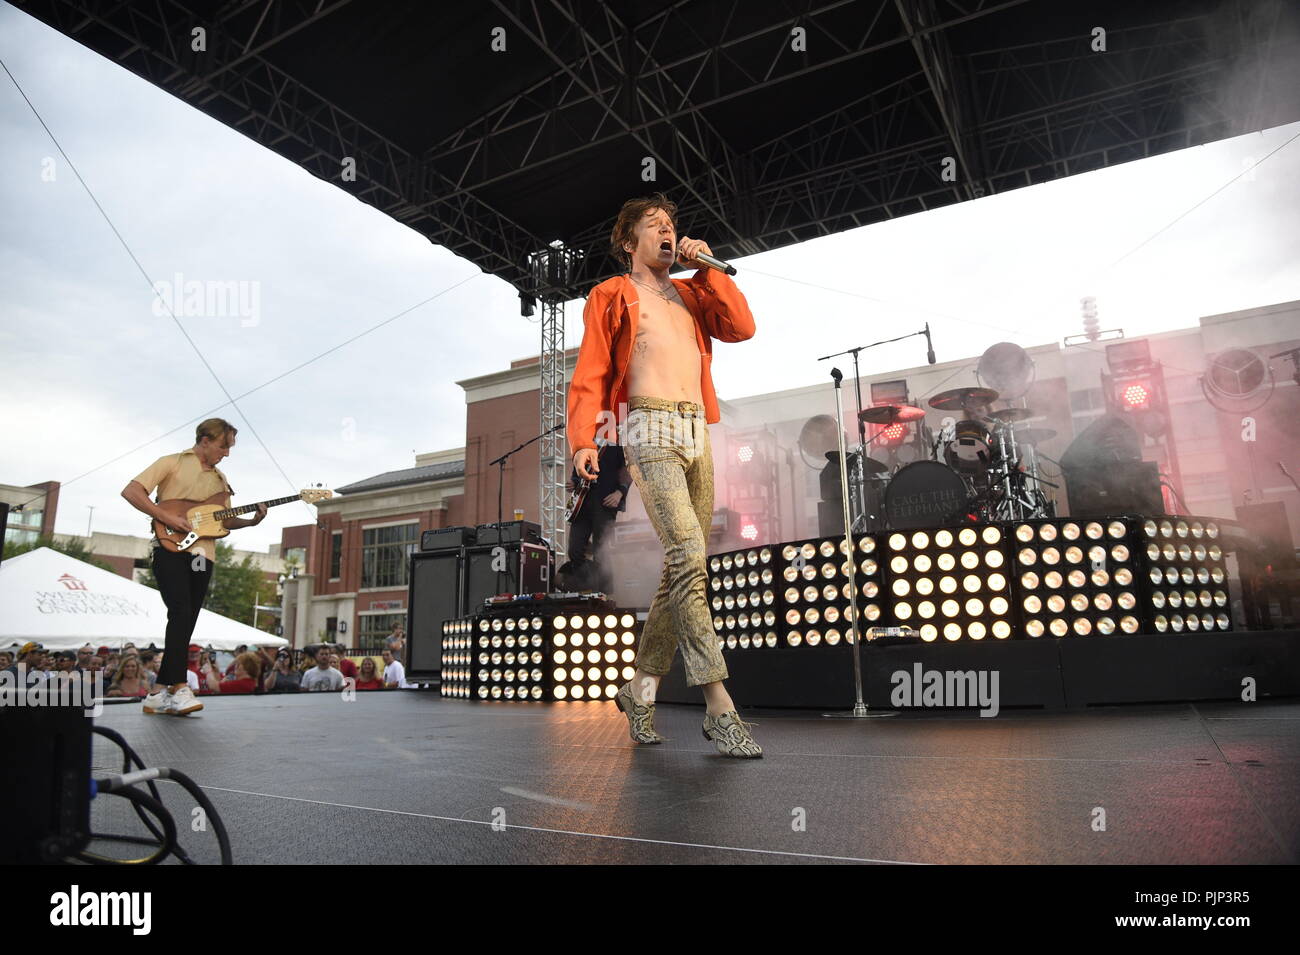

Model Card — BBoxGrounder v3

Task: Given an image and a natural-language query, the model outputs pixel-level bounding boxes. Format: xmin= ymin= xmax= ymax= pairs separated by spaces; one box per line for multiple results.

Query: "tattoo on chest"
xmin=633 ymin=331 xmax=649 ymax=359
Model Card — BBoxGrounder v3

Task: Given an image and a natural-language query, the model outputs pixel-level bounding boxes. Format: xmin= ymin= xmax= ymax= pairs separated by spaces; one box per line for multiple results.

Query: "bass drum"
xmin=882 ymin=461 xmax=969 ymax=530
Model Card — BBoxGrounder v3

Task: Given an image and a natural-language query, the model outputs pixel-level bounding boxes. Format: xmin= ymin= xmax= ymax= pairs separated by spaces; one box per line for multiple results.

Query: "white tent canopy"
xmin=0 ymin=547 xmax=288 ymax=652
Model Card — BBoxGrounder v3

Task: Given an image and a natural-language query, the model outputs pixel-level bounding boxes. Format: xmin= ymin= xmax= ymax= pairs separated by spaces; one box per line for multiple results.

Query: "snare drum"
xmin=944 ymin=419 xmax=992 ymax=474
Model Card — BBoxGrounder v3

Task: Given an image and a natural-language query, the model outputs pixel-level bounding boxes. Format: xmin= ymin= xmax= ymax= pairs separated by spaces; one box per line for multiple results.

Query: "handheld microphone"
xmin=678 ymin=246 xmax=738 ymax=276
xmin=924 ymin=323 xmax=936 ymax=365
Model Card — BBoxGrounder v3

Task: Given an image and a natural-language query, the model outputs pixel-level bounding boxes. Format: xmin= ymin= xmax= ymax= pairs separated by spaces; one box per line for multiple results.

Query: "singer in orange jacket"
xmin=565 ymin=259 xmax=755 ymax=457
xmin=567 ymin=193 xmax=763 ymax=758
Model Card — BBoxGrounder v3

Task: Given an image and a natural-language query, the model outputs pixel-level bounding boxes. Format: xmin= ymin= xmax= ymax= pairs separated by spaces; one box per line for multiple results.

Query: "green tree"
xmin=138 ymin=542 xmax=281 ymax=631
xmin=206 ymin=542 xmax=281 ymax=630
xmin=2 ymin=534 xmax=115 ymax=572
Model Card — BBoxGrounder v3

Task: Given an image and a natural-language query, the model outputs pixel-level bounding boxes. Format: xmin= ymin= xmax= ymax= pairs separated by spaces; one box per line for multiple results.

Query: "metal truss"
xmin=530 ymin=243 xmax=575 ymax=559
xmin=15 ymin=0 xmax=547 ymax=288
xmin=20 ymin=0 xmax=1296 ymax=296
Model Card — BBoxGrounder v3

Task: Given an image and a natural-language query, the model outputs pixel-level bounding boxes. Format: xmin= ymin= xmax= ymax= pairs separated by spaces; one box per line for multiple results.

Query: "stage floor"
xmin=87 ymin=692 xmax=1300 ymax=864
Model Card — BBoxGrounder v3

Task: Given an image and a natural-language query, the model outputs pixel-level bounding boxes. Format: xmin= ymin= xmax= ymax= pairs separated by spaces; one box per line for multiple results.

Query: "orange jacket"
xmin=567 ymin=269 xmax=756 ymax=458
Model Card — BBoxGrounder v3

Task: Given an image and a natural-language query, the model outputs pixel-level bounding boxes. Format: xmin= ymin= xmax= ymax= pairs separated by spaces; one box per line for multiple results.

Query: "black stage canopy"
xmin=15 ymin=0 xmax=1300 ymax=293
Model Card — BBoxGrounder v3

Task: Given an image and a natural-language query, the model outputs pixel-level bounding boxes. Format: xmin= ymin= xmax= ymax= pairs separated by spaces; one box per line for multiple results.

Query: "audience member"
xmin=75 ymin=644 xmax=93 ymax=670
xmin=300 ymin=651 xmax=343 ymax=692
xmin=224 ymin=644 xmax=249 ymax=677
xmin=108 ymin=657 xmax=151 ymax=698
xmin=354 ymin=657 xmax=383 ymax=690
xmin=335 ymin=643 xmax=357 ymax=680
xmin=204 ymin=651 xmax=261 ymax=695
xmin=139 ymin=651 xmax=159 ymax=686
xmin=381 ymin=648 xmax=411 ymax=689
xmin=0 ymin=651 xmax=12 ymax=671
xmin=264 ymin=650 xmax=302 ymax=693
xmin=385 ymin=624 xmax=406 ymax=655
xmin=5 ymin=643 xmax=48 ymax=685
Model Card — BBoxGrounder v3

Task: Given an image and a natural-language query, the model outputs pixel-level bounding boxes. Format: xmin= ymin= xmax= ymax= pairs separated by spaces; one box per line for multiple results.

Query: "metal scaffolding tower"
xmin=530 ymin=242 xmax=577 ymax=560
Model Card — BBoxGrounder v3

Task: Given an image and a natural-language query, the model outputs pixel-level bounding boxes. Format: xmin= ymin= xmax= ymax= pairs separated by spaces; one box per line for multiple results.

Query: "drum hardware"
xmin=987 ymin=408 xmax=1033 ymax=423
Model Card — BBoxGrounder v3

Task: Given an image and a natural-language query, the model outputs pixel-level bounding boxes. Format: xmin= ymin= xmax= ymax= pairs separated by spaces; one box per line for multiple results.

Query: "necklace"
xmin=630 ymin=275 xmax=677 ymax=302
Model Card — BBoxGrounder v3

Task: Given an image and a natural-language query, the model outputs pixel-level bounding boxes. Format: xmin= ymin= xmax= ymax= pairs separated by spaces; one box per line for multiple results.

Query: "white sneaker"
xmin=142 ymin=686 xmax=172 ymax=715
xmin=168 ymin=683 xmax=204 ymax=716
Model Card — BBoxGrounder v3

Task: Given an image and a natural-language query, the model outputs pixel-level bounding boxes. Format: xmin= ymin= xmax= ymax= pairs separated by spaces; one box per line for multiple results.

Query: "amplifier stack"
xmin=407 ymin=521 xmax=556 ymax=680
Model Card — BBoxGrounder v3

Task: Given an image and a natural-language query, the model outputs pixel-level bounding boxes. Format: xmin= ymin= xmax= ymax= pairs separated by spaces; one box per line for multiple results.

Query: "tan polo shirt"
xmin=132 ymin=450 xmax=234 ymax=562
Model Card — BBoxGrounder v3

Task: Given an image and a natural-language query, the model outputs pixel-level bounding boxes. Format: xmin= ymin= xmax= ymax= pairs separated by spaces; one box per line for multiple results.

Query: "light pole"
xmin=86 ymin=505 xmax=95 ymax=537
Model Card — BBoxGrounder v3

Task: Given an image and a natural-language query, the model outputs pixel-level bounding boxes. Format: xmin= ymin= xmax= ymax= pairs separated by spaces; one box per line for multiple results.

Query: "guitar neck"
xmin=213 ymin=495 xmax=301 ymax=520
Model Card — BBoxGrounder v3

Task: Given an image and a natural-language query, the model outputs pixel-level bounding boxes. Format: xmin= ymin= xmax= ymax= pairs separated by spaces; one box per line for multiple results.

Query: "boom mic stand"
xmin=819 ymin=327 xmax=931 ymax=527
xmin=487 ymin=423 xmax=563 ymax=598
xmin=822 ymin=368 xmax=897 ymax=721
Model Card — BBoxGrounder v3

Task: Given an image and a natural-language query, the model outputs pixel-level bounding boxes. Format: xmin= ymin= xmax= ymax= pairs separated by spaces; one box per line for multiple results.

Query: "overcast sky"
xmin=3 ymin=4 xmax=1298 ymax=554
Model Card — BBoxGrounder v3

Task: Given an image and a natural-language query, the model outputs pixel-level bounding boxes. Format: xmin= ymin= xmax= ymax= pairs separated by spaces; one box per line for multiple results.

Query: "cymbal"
xmin=858 ymin=404 xmax=926 ymax=425
xmin=1013 ymin=427 xmax=1057 ymax=445
xmin=988 ymin=408 xmax=1033 ymax=423
xmin=823 ymin=450 xmax=890 ymax=474
xmin=928 ymin=387 xmax=999 ymax=411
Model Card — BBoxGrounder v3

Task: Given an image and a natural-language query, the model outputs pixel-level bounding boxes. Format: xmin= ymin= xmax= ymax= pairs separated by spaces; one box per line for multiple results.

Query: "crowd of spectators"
xmin=1 ymin=624 xmax=413 ymax=698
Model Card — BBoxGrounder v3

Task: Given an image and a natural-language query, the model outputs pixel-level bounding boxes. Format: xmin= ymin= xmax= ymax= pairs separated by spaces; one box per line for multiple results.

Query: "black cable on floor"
xmin=80 ymin=725 xmax=233 ymax=865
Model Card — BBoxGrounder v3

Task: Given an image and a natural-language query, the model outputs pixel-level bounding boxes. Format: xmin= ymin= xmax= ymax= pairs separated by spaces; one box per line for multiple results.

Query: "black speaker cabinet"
xmin=0 ymin=701 xmax=91 ymax=863
xmin=407 ymin=549 xmax=464 ymax=679
xmin=465 ymin=541 xmax=553 ymax=612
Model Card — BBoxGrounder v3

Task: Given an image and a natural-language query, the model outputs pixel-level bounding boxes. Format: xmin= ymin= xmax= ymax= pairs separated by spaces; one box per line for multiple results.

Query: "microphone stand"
xmin=819 ymin=328 xmax=930 ymax=527
xmin=486 ymin=423 xmax=563 ymax=599
xmin=822 ymin=368 xmax=897 ymax=721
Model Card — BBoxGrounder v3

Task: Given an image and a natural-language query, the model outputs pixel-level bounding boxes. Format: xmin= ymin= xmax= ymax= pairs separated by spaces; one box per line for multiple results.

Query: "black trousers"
xmin=152 ymin=546 xmax=214 ymax=686
xmin=568 ymin=504 xmax=616 ymax=591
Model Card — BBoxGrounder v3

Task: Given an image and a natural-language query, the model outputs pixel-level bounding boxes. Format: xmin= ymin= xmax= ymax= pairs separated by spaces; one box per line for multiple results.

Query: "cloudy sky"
xmin=3 ymin=4 xmax=1298 ymax=554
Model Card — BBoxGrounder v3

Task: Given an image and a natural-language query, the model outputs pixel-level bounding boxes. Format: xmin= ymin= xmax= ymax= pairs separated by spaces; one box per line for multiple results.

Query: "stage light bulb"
xmin=1026 ymin=619 xmax=1045 ymax=637
xmin=968 ymin=621 xmax=986 ymax=640
xmin=943 ymin=623 xmax=962 ymax=641
xmin=892 ymin=579 xmax=911 ymax=597
xmin=911 ymin=531 xmax=930 ymax=549
xmin=992 ymin=620 xmax=1011 ymax=639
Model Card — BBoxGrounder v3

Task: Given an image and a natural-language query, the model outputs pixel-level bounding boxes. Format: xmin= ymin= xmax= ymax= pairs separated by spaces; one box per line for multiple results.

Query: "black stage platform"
xmin=86 ymin=692 xmax=1300 ymax=865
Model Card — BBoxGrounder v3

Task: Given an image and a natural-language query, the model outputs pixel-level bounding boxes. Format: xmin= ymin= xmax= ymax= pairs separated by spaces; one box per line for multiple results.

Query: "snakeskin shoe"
xmin=614 ymin=681 xmax=667 ymax=744
xmin=701 ymin=710 xmax=763 ymax=758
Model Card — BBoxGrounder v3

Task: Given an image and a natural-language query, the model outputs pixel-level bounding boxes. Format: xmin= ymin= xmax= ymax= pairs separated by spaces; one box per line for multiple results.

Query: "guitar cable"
xmin=74 ymin=725 xmax=233 ymax=865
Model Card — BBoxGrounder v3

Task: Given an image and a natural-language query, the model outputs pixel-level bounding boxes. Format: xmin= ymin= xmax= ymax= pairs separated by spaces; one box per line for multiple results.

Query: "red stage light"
xmin=880 ymin=422 xmax=906 ymax=443
xmin=740 ymin=522 xmax=759 ymax=541
xmin=1122 ymin=383 xmax=1149 ymax=408
xmin=737 ymin=445 xmax=754 ymax=464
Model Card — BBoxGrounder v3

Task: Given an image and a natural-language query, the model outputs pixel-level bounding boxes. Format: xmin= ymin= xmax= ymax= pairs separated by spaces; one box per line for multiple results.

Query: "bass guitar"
xmin=153 ymin=488 xmax=332 ymax=552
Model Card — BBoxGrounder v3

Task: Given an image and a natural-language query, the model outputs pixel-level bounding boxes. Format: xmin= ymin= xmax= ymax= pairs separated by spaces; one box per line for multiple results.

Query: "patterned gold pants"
xmin=624 ymin=397 xmax=729 ymax=687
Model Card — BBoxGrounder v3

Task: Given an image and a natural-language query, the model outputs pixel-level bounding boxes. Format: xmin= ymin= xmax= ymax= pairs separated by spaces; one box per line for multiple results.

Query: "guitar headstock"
xmin=300 ymin=488 xmax=334 ymax=504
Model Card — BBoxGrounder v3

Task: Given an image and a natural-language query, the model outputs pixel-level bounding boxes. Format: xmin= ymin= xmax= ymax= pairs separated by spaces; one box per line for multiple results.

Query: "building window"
xmin=1069 ymin=388 xmax=1104 ymax=413
xmin=325 ymin=617 xmax=338 ymax=639
xmin=359 ymin=613 xmax=406 ymax=653
xmin=330 ymin=532 xmax=343 ymax=579
xmin=361 ymin=523 xmax=419 ymax=589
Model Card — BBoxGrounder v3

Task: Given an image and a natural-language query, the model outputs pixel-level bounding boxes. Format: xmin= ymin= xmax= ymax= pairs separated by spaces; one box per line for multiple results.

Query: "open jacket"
xmin=566 ymin=268 xmax=756 ymax=458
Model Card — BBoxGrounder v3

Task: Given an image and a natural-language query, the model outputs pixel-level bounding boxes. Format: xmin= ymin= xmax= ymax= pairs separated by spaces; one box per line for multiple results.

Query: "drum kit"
xmin=840 ymin=386 xmax=1058 ymax=531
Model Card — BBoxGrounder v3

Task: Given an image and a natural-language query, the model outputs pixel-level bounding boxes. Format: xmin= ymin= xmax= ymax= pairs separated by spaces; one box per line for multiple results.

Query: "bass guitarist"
xmin=120 ymin=417 xmax=266 ymax=716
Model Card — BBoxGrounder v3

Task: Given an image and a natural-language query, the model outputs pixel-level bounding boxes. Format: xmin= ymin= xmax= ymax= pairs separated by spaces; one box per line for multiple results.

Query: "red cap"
xmin=188 ymin=643 xmax=202 ymax=652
